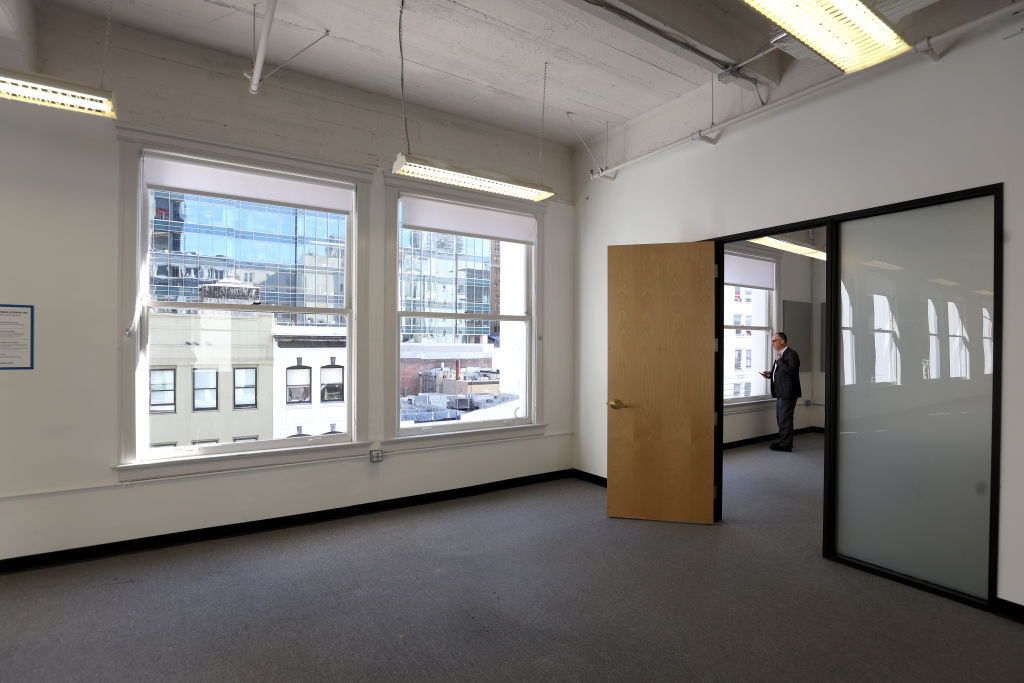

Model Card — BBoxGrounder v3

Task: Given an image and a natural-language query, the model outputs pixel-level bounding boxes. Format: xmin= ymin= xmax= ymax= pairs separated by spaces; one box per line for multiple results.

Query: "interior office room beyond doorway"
xmin=722 ymin=228 xmax=827 ymax=446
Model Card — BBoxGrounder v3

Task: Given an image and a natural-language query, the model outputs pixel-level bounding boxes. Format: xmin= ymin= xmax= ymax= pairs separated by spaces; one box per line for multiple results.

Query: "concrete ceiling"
xmin=25 ymin=0 xmax=1019 ymax=146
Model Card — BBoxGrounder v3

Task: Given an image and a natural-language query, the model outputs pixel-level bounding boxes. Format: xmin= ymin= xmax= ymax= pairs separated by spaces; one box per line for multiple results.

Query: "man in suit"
xmin=760 ymin=331 xmax=801 ymax=452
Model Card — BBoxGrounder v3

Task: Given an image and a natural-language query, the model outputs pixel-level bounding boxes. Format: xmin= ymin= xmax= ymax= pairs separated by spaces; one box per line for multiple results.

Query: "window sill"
xmin=724 ymin=398 xmax=775 ymax=410
xmin=381 ymin=423 xmax=549 ymax=454
xmin=115 ymin=440 xmax=372 ymax=482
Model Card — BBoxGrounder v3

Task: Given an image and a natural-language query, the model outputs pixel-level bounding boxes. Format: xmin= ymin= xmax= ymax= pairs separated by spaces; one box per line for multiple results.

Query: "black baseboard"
xmin=723 ymin=426 xmax=824 ymax=450
xmin=572 ymin=469 xmax=607 ymax=487
xmin=993 ymin=598 xmax=1024 ymax=624
xmin=1 ymin=468 xmax=605 ymax=574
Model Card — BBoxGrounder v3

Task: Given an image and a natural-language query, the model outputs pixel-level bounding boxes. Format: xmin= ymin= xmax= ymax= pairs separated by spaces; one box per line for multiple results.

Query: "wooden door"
xmin=607 ymin=242 xmax=718 ymax=523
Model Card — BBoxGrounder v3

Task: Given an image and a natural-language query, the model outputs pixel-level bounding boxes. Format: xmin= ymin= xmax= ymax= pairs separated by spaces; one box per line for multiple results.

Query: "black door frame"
xmin=713 ymin=183 xmax=1008 ymax=617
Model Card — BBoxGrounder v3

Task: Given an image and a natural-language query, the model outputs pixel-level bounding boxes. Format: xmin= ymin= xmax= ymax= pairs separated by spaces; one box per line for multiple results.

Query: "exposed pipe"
xmin=249 ymin=0 xmax=279 ymax=94
xmin=592 ymin=1 xmax=1022 ymax=179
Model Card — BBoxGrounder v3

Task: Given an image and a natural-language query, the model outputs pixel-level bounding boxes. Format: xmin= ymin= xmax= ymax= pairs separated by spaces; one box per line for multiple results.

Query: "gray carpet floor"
xmin=2 ymin=434 xmax=1023 ymax=681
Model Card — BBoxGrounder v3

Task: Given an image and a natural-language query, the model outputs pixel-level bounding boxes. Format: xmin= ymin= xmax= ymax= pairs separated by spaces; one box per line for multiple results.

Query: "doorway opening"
xmin=717 ymin=226 xmax=828 ymax=529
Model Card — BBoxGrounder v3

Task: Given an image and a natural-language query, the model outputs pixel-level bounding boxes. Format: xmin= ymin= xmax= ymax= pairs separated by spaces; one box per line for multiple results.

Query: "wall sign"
xmin=0 ymin=304 xmax=34 ymax=370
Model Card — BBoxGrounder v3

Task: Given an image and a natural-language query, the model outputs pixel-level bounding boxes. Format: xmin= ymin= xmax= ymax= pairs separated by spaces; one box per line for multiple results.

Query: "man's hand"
xmin=760 ymin=370 xmax=771 ymax=378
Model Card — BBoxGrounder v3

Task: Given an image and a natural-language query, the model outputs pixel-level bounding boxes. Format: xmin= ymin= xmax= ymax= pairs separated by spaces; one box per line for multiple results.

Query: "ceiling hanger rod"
xmin=249 ymin=0 xmax=279 ymax=94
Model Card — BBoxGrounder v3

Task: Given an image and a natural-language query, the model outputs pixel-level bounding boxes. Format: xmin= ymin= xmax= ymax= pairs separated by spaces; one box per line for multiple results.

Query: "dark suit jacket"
xmin=770 ymin=346 xmax=802 ymax=400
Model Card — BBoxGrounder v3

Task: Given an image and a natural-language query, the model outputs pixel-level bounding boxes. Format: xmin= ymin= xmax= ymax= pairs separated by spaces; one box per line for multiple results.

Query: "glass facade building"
xmin=149 ymin=190 xmax=346 ymax=323
xmin=398 ymin=226 xmax=497 ymax=342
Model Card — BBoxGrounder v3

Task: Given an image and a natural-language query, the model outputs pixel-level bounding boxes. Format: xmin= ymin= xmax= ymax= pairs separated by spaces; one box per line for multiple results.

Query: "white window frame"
xmin=722 ymin=247 xmax=778 ymax=405
xmin=381 ymin=176 xmax=545 ymax=446
xmin=115 ymin=126 xmax=372 ymax=481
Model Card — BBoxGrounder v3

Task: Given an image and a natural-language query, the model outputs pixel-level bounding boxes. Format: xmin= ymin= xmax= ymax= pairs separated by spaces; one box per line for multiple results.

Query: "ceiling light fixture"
xmin=391 ymin=0 xmax=552 ymax=202
xmin=393 ymin=153 xmax=554 ymax=202
xmin=743 ymin=0 xmax=910 ymax=73
xmin=747 ymin=236 xmax=826 ymax=260
xmin=0 ymin=67 xmax=116 ymax=118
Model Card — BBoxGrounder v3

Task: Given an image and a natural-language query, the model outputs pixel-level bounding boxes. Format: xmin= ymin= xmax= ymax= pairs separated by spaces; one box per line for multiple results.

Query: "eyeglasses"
xmin=771 ymin=338 xmax=782 ymax=343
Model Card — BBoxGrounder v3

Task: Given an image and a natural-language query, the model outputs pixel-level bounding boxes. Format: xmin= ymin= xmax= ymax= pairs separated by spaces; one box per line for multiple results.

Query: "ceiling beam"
xmin=582 ymin=0 xmax=792 ymax=84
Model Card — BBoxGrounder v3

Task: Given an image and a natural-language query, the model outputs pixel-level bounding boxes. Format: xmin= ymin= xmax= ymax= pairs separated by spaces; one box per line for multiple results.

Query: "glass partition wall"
xmin=832 ymin=191 xmax=999 ymax=601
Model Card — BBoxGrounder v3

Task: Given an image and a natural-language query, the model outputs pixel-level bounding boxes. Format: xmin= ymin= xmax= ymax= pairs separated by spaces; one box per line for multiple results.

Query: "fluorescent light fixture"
xmin=972 ymin=290 xmax=994 ymax=296
xmin=0 ymin=67 xmax=116 ymax=118
xmin=929 ymin=278 xmax=960 ymax=287
xmin=393 ymin=153 xmax=553 ymax=202
xmin=861 ymin=260 xmax=904 ymax=271
xmin=747 ymin=236 xmax=826 ymax=260
xmin=743 ymin=0 xmax=910 ymax=73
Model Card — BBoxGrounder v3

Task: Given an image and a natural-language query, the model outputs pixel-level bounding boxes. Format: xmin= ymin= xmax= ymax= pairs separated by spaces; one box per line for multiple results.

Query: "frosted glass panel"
xmin=836 ymin=196 xmax=994 ymax=598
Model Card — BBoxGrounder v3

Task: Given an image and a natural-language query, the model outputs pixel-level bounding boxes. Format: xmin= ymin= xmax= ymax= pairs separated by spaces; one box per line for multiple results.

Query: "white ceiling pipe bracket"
xmin=249 ymin=0 xmax=279 ymax=94
xmin=593 ymin=1 xmax=1022 ymax=179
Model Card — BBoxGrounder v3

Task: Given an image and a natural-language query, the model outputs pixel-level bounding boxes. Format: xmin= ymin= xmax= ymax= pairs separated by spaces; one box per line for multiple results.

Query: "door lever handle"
xmin=607 ymin=399 xmax=628 ymax=409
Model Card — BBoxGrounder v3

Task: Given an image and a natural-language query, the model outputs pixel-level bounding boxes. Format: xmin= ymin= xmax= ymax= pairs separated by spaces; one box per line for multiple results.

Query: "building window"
xmin=191 ymin=438 xmax=219 ymax=445
xmin=133 ymin=151 xmax=354 ymax=461
xmin=192 ymin=368 xmax=218 ymax=411
xmin=150 ymin=369 xmax=175 ymax=413
xmin=396 ymin=193 xmax=536 ymax=434
xmin=286 ymin=359 xmax=312 ymax=404
xmin=233 ymin=436 xmax=258 ymax=443
xmin=233 ymin=367 xmax=257 ymax=408
xmin=723 ymin=251 xmax=775 ymax=402
xmin=321 ymin=358 xmax=344 ymax=402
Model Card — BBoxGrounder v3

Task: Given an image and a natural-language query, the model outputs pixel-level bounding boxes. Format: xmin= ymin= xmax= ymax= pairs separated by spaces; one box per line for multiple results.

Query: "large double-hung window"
xmin=136 ymin=152 xmax=354 ymax=459
xmin=723 ymin=251 xmax=775 ymax=401
xmin=396 ymin=194 xmax=536 ymax=434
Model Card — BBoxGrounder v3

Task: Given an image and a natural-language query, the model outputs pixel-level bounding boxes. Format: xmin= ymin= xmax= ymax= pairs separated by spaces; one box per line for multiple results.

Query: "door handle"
xmin=607 ymin=399 xmax=628 ymax=409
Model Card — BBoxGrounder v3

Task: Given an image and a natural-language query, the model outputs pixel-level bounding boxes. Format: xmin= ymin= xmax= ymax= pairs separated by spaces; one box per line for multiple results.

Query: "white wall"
xmin=574 ymin=23 xmax=1024 ymax=605
xmin=0 ymin=10 xmax=576 ymax=560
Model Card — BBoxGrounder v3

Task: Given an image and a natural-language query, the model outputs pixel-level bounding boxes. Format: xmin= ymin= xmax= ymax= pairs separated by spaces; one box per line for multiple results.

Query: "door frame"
xmin=713 ymin=182 xmax=1005 ymax=615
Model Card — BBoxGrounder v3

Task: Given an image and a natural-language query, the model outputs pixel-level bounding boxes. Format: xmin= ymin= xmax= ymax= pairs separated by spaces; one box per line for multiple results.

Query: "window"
xmin=233 ymin=367 xmax=257 ymax=408
xmin=150 ymin=369 xmax=175 ymax=413
xmin=192 ymin=368 xmax=218 ymax=411
xmin=871 ymin=294 xmax=901 ymax=384
xmin=233 ymin=436 xmax=258 ymax=442
xmin=983 ymin=307 xmax=993 ymax=375
xmin=841 ymin=280 xmax=856 ymax=385
xmin=321 ymin=359 xmax=344 ymax=402
xmin=133 ymin=151 xmax=355 ymax=462
xmin=396 ymin=194 xmax=535 ymax=434
xmin=924 ymin=299 xmax=940 ymax=380
xmin=286 ymin=360 xmax=312 ymax=404
xmin=723 ymin=251 xmax=775 ymax=401
xmin=948 ymin=302 xmax=969 ymax=379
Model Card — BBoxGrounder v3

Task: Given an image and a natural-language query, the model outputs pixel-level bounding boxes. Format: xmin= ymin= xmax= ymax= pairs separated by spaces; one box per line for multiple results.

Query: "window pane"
xmin=723 ymin=285 xmax=771 ymax=328
xmin=397 ymin=228 xmax=527 ymax=317
xmin=837 ymin=195 xmax=994 ymax=598
xmin=144 ymin=308 xmax=348 ymax=459
xmin=399 ymin=318 xmax=527 ymax=427
xmin=320 ymin=366 xmax=344 ymax=402
xmin=235 ymin=387 xmax=256 ymax=407
xmin=722 ymin=329 xmax=770 ymax=399
xmin=148 ymin=190 xmax=347 ymax=309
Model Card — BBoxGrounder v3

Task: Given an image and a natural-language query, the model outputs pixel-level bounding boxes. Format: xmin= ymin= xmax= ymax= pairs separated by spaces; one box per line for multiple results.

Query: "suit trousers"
xmin=776 ymin=397 xmax=797 ymax=448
